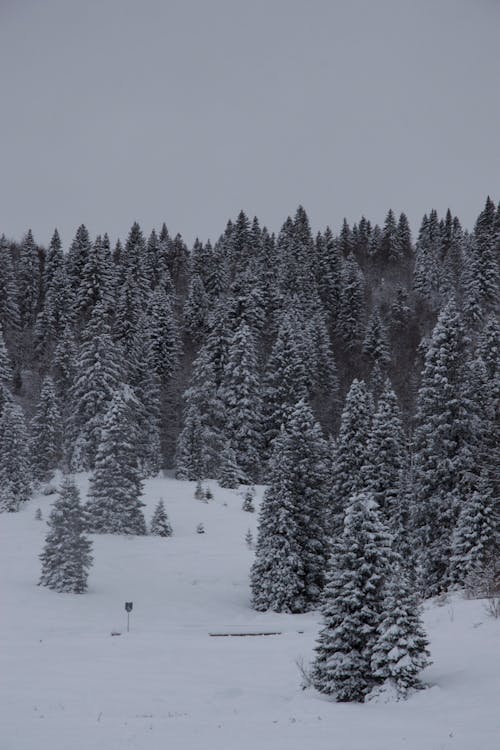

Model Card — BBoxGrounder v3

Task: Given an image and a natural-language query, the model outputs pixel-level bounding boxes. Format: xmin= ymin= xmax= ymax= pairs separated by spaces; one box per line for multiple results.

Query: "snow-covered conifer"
xmin=149 ymin=499 xmax=173 ymax=537
xmin=39 ymin=476 xmax=93 ymax=593
xmin=220 ymin=321 xmax=262 ymax=482
xmin=30 ymin=376 xmax=62 ymax=484
xmin=370 ymin=572 xmax=431 ymax=699
xmin=413 ymin=299 xmax=474 ymax=594
xmin=450 ymin=474 xmax=498 ymax=590
xmin=312 ymin=492 xmax=393 ymax=701
xmin=331 ymin=379 xmax=373 ymax=528
xmin=86 ymin=391 xmax=146 ymax=535
xmin=0 ymin=401 xmax=31 ymax=512
xmin=242 ymin=486 xmax=255 ymax=513
xmin=251 ymin=400 xmax=330 ymax=612
xmin=218 ymin=444 xmax=242 ymax=489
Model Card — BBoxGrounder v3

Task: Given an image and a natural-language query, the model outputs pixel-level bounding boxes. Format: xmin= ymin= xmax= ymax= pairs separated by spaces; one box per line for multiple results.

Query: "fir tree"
xmin=150 ymin=499 xmax=173 ymax=537
xmin=245 ymin=528 xmax=254 ymax=549
xmin=370 ymin=571 xmax=431 ymax=699
xmin=35 ymin=507 xmax=43 ymax=521
xmin=18 ymin=229 xmax=41 ymax=330
xmin=220 ymin=321 xmax=262 ymax=482
xmin=86 ymin=391 xmax=146 ymax=535
xmin=413 ymin=300 xmax=475 ymax=594
xmin=251 ymin=400 xmax=330 ymax=612
xmin=194 ymin=480 xmax=205 ymax=501
xmin=362 ymin=380 xmax=407 ymax=529
xmin=242 ymin=486 xmax=256 ymax=513
xmin=0 ymin=235 xmax=20 ymax=346
xmin=0 ymin=401 xmax=31 ymax=512
xmin=30 ymin=376 xmax=62 ymax=484
xmin=39 ymin=476 xmax=93 ymax=593
xmin=312 ymin=493 xmax=393 ymax=701
xmin=450 ymin=474 xmax=498 ymax=590
xmin=68 ymin=303 xmax=123 ymax=470
xmin=331 ymin=379 xmax=373 ymax=528
xmin=338 ymin=255 xmax=365 ymax=346
xmin=218 ymin=444 xmax=242 ymax=489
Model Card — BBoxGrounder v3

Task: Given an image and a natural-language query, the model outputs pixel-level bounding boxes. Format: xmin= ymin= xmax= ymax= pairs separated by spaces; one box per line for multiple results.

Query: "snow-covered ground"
xmin=1 ymin=475 xmax=499 ymax=750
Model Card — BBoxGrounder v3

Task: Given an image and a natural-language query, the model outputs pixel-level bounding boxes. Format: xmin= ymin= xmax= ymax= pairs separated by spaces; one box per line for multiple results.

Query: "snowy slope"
xmin=1 ymin=475 xmax=499 ymax=750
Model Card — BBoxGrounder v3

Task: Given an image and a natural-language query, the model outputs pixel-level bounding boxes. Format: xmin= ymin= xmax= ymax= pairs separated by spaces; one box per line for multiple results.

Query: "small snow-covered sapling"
xmin=196 ymin=522 xmax=205 ymax=534
xmin=35 ymin=507 xmax=43 ymax=521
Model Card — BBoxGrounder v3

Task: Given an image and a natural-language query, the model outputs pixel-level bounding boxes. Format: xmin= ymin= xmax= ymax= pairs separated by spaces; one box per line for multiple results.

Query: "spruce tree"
xmin=30 ymin=376 xmax=62 ymax=484
xmin=370 ymin=571 xmax=431 ymax=699
xmin=220 ymin=321 xmax=262 ymax=482
xmin=242 ymin=486 xmax=256 ymax=513
xmin=218 ymin=444 xmax=243 ymax=489
xmin=0 ymin=401 xmax=31 ymax=512
xmin=412 ymin=299 xmax=474 ymax=594
xmin=39 ymin=476 xmax=93 ymax=593
xmin=362 ymin=380 xmax=407 ymax=529
xmin=251 ymin=400 xmax=330 ymax=612
xmin=68 ymin=302 xmax=123 ymax=470
xmin=450 ymin=473 xmax=498 ymax=591
xmin=150 ymin=499 xmax=173 ymax=537
xmin=0 ymin=326 xmax=13 ymax=416
xmin=86 ymin=391 xmax=146 ymax=535
xmin=0 ymin=235 xmax=20 ymax=346
xmin=312 ymin=492 xmax=393 ymax=701
xmin=331 ymin=379 xmax=373 ymax=529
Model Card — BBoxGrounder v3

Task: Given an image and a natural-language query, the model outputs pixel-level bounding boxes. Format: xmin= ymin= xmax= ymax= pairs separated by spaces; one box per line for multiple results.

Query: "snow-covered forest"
xmin=0 ymin=199 xmax=498 ymax=745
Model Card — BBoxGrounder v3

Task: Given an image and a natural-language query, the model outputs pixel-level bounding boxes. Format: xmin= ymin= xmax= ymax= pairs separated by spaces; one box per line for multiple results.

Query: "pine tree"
xmin=30 ymin=376 xmax=62 ymax=484
xmin=245 ymin=528 xmax=254 ymax=549
xmin=251 ymin=400 xmax=330 ymax=612
xmin=35 ymin=507 xmax=43 ymax=521
xmin=149 ymin=499 xmax=173 ymax=537
xmin=370 ymin=572 xmax=431 ymax=699
xmin=312 ymin=492 xmax=393 ymax=701
xmin=39 ymin=476 xmax=93 ymax=593
xmin=0 ymin=401 xmax=31 ymax=512
xmin=86 ymin=391 xmax=146 ymax=535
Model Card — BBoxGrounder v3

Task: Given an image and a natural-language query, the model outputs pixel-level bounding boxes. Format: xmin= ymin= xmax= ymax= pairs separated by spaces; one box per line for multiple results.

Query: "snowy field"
xmin=1 ymin=474 xmax=499 ymax=750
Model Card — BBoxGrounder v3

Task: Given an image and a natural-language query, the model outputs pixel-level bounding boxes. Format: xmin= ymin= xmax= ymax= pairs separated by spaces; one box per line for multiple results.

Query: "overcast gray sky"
xmin=0 ymin=0 xmax=498 ymax=248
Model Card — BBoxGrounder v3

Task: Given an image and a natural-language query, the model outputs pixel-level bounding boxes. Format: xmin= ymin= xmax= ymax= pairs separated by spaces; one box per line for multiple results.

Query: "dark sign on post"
xmin=125 ymin=602 xmax=133 ymax=632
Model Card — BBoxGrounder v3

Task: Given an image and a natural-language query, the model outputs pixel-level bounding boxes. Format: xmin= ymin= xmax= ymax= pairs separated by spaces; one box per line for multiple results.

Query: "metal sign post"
xmin=125 ymin=602 xmax=133 ymax=632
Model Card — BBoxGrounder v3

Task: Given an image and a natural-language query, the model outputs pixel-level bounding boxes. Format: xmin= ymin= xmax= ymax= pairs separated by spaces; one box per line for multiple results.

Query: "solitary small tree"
xmin=242 ymin=486 xmax=256 ymax=513
xmin=150 ymin=500 xmax=173 ymax=537
xmin=39 ymin=476 xmax=93 ymax=593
